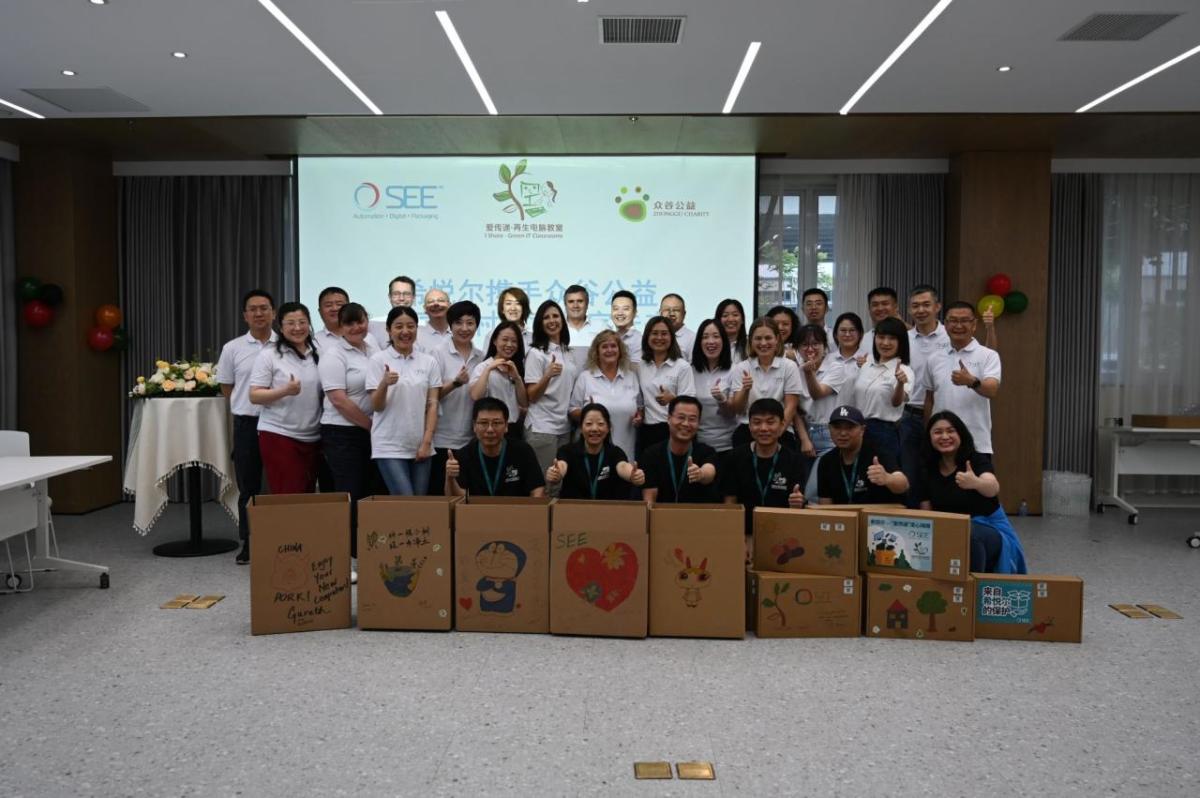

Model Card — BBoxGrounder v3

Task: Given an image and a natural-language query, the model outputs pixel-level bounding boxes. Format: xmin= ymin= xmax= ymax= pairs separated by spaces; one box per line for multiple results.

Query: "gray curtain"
xmin=877 ymin=174 xmax=945 ymax=298
xmin=1044 ymin=174 xmax=1102 ymax=475
xmin=118 ymin=175 xmax=295 ymax=498
xmin=0 ymin=158 xmax=16 ymax=430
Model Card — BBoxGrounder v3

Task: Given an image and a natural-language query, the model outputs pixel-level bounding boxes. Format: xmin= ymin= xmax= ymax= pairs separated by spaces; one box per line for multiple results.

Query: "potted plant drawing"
xmin=871 ymin=530 xmax=899 ymax=566
xmin=761 ymin=581 xmax=789 ymax=628
xmin=492 ymin=159 xmax=550 ymax=221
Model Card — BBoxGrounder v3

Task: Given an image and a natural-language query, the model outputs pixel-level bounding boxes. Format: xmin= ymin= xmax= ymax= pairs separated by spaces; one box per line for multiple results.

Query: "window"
xmin=756 ymin=175 xmax=837 ymax=317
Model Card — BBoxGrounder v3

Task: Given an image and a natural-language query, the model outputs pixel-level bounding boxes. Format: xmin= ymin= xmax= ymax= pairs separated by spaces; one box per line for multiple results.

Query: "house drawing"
xmin=886 ymin=599 xmax=909 ymax=630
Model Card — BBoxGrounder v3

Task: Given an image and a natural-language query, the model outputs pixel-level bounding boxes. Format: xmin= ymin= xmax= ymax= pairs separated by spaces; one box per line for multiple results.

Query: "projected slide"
xmin=298 ymin=156 xmax=755 ymax=346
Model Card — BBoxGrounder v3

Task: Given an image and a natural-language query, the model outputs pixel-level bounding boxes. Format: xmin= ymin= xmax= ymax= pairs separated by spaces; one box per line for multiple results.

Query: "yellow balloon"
xmin=977 ymin=294 xmax=1005 ymax=318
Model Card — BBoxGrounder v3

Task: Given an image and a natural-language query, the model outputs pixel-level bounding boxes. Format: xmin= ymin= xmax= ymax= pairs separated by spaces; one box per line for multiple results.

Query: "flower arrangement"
xmin=130 ymin=359 xmax=220 ymax=398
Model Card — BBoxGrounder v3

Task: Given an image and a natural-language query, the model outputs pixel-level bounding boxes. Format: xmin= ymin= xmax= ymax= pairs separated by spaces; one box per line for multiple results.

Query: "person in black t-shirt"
xmin=723 ymin=398 xmax=808 ymax=534
xmin=545 ymin=402 xmax=643 ymax=499
xmin=817 ymin=405 xmax=908 ymax=505
xmin=917 ymin=410 xmax=1026 ymax=574
xmin=641 ymin=396 xmax=720 ymax=503
xmin=446 ymin=397 xmax=546 ymax=497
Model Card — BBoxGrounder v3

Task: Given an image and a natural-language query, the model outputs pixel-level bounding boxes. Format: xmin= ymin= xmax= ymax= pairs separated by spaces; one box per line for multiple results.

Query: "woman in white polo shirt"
xmin=635 ymin=315 xmax=696 ymax=458
xmin=715 ymin=298 xmax=748 ymax=363
xmin=249 ymin=301 xmax=323 ymax=494
xmin=844 ymin=316 xmax=913 ymax=465
xmin=729 ymin=317 xmax=807 ymax=451
xmin=690 ymin=318 xmax=739 ymax=460
xmin=570 ymin=329 xmax=641 ymax=463
xmin=428 ymin=301 xmax=485 ymax=496
xmin=318 ymin=302 xmax=380 ymax=554
xmin=523 ymin=299 xmax=577 ymax=473
xmin=366 ymin=306 xmax=442 ymax=495
xmin=470 ymin=320 xmax=528 ymax=439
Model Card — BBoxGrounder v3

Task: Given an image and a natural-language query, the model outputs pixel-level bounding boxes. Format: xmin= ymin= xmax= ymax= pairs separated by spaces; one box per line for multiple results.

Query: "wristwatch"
xmin=971 ymin=378 xmax=981 ymax=390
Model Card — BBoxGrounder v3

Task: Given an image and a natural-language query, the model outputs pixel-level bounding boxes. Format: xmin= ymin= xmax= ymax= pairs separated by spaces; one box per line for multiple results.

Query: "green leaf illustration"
xmin=500 ymin=164 xmax=512 ymax=182
xmin=514 ymin=159 xmax=527 ymax=177
xmin=526 ymin=207 xmax=546 ymax=217
xmin=493 ymin=191 xmax=512 ymax=201
xmin=762 ymin=598 xmax=776 ymax=608
xmin=503 ymin=204 xmax=516 ymax=213
xmin=773 ymin=583 xmax=783 ymax=596
xmin=780 ymin=583 xmax=790 ymax=592
xmin=878 ymin=583 xmax=893 ymax=591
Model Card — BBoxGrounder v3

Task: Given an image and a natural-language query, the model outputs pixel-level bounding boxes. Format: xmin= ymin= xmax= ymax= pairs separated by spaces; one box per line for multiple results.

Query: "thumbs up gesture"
xmin=866 ymin=455 xmax=888 ymax=486
xmin=686 ymin=455 xmax=701 ymax=484
xmin=628 ymin=460 xmax=645 ymax=487
xmin=802 ymin=355 xmax=820 ymax=374
xmin=655 ymin=384 xmax=673 ymax=406
xmin=788 ymin=483 xmax=806 ymax=508
xmin=547 ymin=354 xmax=563 ymax=378
xmin=955 ymin=460 xmax=979 ymax=490
xmin=951 ymin=359 xmax=975 ymax=387
xmin=284 ymin=373 xmax=301 ymax=396
xmin=740 ymin=370 xmax=754 ymax=392
xmin=855 ymin=353 xmax=867 ymax=367
xmin=445 ymin=449 xmax=460 ymax=478
xmin=546 ymin=459 xmax=567 ymax=484
xmin=455 ymin=365 xmax=470 ymax=386
xmin=893 ymin=362 xmax=907 ymax=385
xmin=709 ymin=378 xmax=725 ymax=403
xmin=383 ymin=364 xmax=399 ymax=386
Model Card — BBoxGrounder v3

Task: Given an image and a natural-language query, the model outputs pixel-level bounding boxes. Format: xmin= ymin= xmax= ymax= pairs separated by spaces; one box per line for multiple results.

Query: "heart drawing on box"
xmin=564 ymin=542 xmax=639 ymax=612
xmin=458 ymin=597 xmax=472 ymax=611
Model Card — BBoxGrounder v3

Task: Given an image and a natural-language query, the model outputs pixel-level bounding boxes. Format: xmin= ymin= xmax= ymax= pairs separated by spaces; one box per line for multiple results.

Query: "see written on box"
xmin=749 ymin=571 xmax=862 ymax=638
xmin=753 ymin=508 xmax=859 ymax=577
xmin=454 ymin=496 xmax=551 ymax=634
xmin=860 ymin=508 xmax=971 ymax=583
xmin=648 ymin=503 xmax=745 ymax=639
xmin=248 ymin=493 xmax=352 ymax=636
xmin=550 ymin=500 xmax=649 ymax=638
xmin=356 ymin=496 xmax=457 ymax=632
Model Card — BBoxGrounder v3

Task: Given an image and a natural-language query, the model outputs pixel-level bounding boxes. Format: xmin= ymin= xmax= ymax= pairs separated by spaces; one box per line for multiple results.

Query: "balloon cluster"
xmin=88 ymin=304 xmax=129 ymax=352
xmin=16 ymin=276 xmax=66 ymax=329
xmin=976 ymin=273 xmax=1028 ymax=319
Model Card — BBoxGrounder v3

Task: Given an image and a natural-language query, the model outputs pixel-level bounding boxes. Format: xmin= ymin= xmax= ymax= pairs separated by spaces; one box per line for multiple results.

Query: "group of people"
xmin=216 ymin=276 xmax=1025 ymax=577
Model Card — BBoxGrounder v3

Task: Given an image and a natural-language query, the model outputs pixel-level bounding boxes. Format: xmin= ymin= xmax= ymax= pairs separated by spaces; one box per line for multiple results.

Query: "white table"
xmin=1096 ymin=425 xmax=1200 ymax=525
xmin=0 ymin=455 xmax=114 ymax=588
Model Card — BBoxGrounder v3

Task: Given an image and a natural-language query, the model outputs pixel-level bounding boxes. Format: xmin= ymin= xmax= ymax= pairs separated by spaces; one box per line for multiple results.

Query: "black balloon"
xmin=39 ymin=283 xmax=65 ymax=307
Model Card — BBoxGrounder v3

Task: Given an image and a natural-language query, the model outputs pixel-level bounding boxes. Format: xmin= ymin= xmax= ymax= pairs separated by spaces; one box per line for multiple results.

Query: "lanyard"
xmin=840 ymin=453 xmax=861 ymax=502
xmin=666 ymin=443 xmax=694 ymax=503
xmin=478 ymin=440 xmax=507 ymax=496
xmin=583 ymin=447 xmax=606 ymax=500
xmin=753 ymin=445 xmax=781 ymax=506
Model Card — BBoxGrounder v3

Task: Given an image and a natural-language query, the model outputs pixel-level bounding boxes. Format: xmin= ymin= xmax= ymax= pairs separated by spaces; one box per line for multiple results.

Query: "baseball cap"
xmin=829 ymin=405 xmax=865 ymax=426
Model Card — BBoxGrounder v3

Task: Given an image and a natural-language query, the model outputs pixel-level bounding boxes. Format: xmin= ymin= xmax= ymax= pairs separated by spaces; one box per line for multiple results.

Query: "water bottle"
xmin=1018 ymin=499 xmax=1029 ymax=517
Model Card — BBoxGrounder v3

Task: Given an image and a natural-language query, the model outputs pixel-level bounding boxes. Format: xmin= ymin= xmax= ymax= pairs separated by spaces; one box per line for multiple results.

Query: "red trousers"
xmin=258 ymin=430 xmax=320 ymax=495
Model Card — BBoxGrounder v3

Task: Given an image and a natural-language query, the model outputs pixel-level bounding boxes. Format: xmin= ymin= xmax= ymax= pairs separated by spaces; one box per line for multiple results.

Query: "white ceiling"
xmin=0 ymin=0 xmax=1197 ymax=119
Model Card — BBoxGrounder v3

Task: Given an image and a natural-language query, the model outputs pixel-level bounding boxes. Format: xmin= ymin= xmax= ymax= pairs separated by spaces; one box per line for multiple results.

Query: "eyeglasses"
xmin=474 ymin=420 xmax=507 ymax=429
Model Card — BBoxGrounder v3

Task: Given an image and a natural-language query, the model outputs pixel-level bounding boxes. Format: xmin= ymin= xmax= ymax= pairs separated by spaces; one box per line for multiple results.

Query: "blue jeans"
xmin=864 ymin=418 xmax=901 ymax=464
xmin=804 ymin=423 xmax=834 ymax=500
xmin=377 ymin=458 xmax=431 ymax=496
xmin=897 ymin=409 xmax=926 ymax=508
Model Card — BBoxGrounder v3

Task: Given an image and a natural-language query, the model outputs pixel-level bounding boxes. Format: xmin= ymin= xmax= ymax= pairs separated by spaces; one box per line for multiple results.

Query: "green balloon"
xmin=17 ymin=276 xmax=42 ymax=302
xmin=1004 ymin=291 xmax=1029 ymax=314
xmin=112 ymin=326 xmax=130 ymax=352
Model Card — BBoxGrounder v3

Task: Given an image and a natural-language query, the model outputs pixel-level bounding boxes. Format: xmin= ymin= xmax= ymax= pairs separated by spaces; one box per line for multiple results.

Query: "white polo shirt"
xmin=524 ymin=342 xmax=577 ymax=436
xmin=907 ymin=322 xmax=950 ymax=409
xmin=674 ymin=325 xmax=696 ymax=360
xmin=216 ymin=330 xmax=277 ymax=417
xmin=807 ymin=352 xmax=851 ymax=425
xmin=317 ymin=336 xmax=380 ymax=427
xmin=312 ymin=327 xmax=341 ymax=353
xmin=470 ymin=357 xmax=523 ymax=424
xmin=693 ymin=367 xmax=738 ymax=452
xmin=367 ymin=319 xmax=389 ymax=351
xmin=925 ymin=340 xmax=1002 ymax=454
xmin=636 ymin=357 xmax=697 ymax=425
xmin=416 ymin=323 xmax=452 ymax=354
xmin=430 ymin=338 xmax=485 ymax=450
xmin=731 ymin=356 xmax=804 ymax=425
xmin=856 ymin=330 xmax=875 ymax=360
xmin=609 ymin=323 xmax=642 ymax=362
xmin=249 ymin=345 xmax=323 ymax=442
xmin=848 ymin=358 xmax=913 ymax=423
xmin=565 ymin=317 xmax=599 ymax=356
xmin=570 ymin=368 xmax=641 ymax=460
xmin=365 ymin=348 xmax=443 ymax=459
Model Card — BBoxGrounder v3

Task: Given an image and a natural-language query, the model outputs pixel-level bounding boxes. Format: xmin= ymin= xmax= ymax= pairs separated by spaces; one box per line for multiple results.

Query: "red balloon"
xmin=87 ymin=326 xmax=115 ymax=352
xmin=95 ymin=304 xmax=123 ymax=330
xmin=23 ymin=300 xmax=55 ymax=329
xmin=986 ymin=273 xmax=1013 ymax=296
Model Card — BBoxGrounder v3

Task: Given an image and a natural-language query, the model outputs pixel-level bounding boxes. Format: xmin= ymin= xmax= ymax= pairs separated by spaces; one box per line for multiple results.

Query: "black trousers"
xmin=231 ymin=415 xmax=263 ymax=541
xmin=320 ymin=423 xmax=375 ymax=557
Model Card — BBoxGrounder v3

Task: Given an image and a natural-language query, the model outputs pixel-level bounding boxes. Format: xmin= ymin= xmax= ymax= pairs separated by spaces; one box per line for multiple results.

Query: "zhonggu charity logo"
xmin=492 ymin=159 xmax=557 ymax=221
xmin=615 ymin=185 xmax=650 ymax=222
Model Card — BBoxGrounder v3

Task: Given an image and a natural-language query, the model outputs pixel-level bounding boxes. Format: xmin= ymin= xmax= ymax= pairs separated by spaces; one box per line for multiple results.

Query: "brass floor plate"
xmin=160 ymin=594 xmax=200 ymax=609
xmin=676 ymin=761 xmax=715 ymax=780
xmin=185 ymin=595 xmax=225 ymax=609
xmin=1110 ymin=604 xmax=1153 ymax=618
xmin=633 ymin=762 xmax=672 ymax=780
xmin=1138 ymin=604 xmax=1183 ymax=619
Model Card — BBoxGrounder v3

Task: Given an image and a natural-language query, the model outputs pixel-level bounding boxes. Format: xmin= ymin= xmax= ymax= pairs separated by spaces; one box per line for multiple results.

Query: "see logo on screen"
xmin=354 ymin=181 xmax=438 ymax=211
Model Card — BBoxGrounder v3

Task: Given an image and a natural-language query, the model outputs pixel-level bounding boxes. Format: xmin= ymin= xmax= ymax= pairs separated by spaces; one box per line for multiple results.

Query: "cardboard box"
xmin=248 ymin=493 xmax=352 ymax=636
xmin=454 ymin=496 xmax=551 ymax=634
xmin=865 ymin=573 xmax=975 ymax=642
xmin=750 ymin=571 xmax=862 ymax=638
xmin=752 ymin=508 xmax=859 ymax=577
xmin=550 ymin=500 xmax=649 ymax=638
xmin=973 ymin=573 xmax=1083 ymax=643
xmin=861 ymin=508 xmax=971 ymax=583
xmin=356 ymin=496 xmax=457 ymax=631
xmin=648 ymin=503 xmax=745 ymax=639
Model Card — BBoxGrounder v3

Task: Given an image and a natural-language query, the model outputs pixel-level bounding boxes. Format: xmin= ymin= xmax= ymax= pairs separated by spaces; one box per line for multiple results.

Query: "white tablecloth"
xmin=122 ymin=397 xmax=239 ymax=535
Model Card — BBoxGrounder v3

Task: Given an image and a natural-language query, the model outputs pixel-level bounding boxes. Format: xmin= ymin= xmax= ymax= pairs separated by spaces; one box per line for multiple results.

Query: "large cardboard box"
xmin=356 ymin=496 xmax=457 ymax=631
xmin=750 ymin=571 xmax=862 ymax=638
xmin=860 ymin=508 xmax=971 ymax=583
xmin=648 ymin=503 xmax=745 ymax=639
xmin=549 ymin=500 xmax=649 ymax=638
xmin=865 ymin=573 xmax=975 ymax=642
xmin=753 ymin=508 xmax=859 ymax=577
xmin=248 ymin=493 xmax=352 ymax=636
xmin=454 ymin=496 xmax=551 ymax=634
xmin=973 ymin=573 xmax=1084 ymax=643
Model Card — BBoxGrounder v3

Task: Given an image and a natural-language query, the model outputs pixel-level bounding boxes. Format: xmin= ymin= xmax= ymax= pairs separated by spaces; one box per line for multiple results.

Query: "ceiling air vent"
xmin=600 ymin=16 xmax=685 ymax=44
xmin=20 ymin=87 xmax=149 ymax=113
xmin=1059 ymin=13 xmax=1181 ymax=41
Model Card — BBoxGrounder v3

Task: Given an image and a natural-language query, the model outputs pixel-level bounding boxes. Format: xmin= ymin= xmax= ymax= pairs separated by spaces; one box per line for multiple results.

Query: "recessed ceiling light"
xmin=1077 ymin=42 xmax=1200 ymax=112
xmin=0 ymin=97 xmax=45 ymax=119
xmin=840 ymin=0 xmax=956 ymax=114
xmin=172 ymin=51 xmax=187 ymax=59
xmin=436 ymin=10 xmax=498 ymax=115
xmin=722 ymin=41 xmax=761 ymax=114
xmin=996 ymin=65 xmax=1012 ymax=72
xmin=61 ymin=69 xmax=77 ymax=76
xmin=255 ymin=0 xmax=382 ymax=115
xmin=89 ymin=0 xmax=107 ymax=6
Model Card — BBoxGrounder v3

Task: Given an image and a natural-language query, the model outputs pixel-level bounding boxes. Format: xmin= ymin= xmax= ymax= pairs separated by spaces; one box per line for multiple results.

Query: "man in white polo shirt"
xmin=924 ymin=301 xmax=1002 ymax=467
xmin=215 ymin=289 xmax=276 ymax=564
xmin=416 ymin=287 xmax=453 ymax=353
xmin=659 ymin=293 xmax=695 ymax=358
xmin=858 ymin=286 xmax=903 ymax=360
xmin=901 ymin=284 xmax=949 ymax=506
xmin=313 ymin=286 xmax=349 ymax=352
xmin=369 ymin=275 xmax=416 ymax=348
xmin=609 ymin=289 xmax=642 ymax=362
xmin=563 ymin=284 xmax=597 ymax=370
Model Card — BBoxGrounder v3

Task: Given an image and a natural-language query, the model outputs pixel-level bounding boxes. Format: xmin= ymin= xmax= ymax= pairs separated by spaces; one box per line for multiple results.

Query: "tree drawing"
xmin=494 ymin=159 xmax=528 ymax=220
xmin=761 ymin=581 xmax=788 ymax=627
xmin=916 ymin=590 xmax=948 ymax=632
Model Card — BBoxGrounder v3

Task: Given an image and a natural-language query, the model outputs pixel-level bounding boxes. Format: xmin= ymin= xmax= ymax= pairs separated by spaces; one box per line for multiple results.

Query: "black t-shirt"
xmin=641 ymin=439 xmax=721 ymax=504
xmin=453 ymin=439 xmax=545 ymax=497
xmin=817 ymin=440 xmax=902 ymax=505
xmin=555 ymin=440 xmax=630 ymax=500
xmin=722 ymin=443 xmax=809 ymax=529
xmin=918 ymin=453 xmax=1000 ymax=517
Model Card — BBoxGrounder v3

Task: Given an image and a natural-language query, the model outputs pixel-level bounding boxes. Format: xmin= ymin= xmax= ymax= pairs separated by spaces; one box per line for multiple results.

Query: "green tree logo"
xmin=493 ymin=159 xmax=556 ymax=221
xmin=916 ymin=590 xmax=948 ymax=632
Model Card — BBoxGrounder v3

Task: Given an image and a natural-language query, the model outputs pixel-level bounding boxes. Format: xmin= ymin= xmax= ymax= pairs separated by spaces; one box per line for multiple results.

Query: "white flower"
xmin=199 ymin=362 xmax=214 ymax=373
xmin=149 ymin=372 xmax=165 ymax=384
xmin=183 ymin=380 xmax=196 ymax=392
xmin=132 ymin=384 xmax=146 ymax=396
xmin=206 ymin=375 xmax=219 ymax=387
